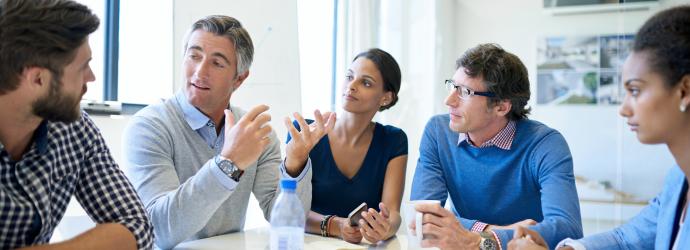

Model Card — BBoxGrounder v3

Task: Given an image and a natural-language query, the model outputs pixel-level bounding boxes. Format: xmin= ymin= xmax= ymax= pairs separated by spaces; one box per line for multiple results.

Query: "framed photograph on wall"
xmin=536 ymin=34 xmax=634 ymax=105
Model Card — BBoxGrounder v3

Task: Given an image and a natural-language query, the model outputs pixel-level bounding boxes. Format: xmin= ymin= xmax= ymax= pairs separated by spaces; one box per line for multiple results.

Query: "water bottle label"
xmin=270 ymin=227 xmax=304 ymax=250
xmin=278 ymin=235 xmax=288 ymax=250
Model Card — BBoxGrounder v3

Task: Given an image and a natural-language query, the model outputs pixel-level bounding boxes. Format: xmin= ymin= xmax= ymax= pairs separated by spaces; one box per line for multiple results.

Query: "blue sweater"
xmin=411 ymin=115 xmax=582 ymax=249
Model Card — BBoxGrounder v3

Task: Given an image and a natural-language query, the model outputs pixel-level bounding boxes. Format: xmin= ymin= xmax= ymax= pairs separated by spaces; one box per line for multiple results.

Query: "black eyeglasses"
xmin=444 ymin=79 xmax=495 ymax=100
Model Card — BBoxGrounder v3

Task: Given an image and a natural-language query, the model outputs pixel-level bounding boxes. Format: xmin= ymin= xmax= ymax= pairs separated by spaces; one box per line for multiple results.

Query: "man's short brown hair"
xmin=456 ymin=43 xmax=531 ymax=121
xmin=0 ymin=0 xmax=99 ymax=94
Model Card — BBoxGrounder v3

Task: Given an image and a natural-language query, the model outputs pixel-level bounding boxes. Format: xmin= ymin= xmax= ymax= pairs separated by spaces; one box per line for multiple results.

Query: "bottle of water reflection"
xmin=270 ymin=179 xmax=305 ymax=250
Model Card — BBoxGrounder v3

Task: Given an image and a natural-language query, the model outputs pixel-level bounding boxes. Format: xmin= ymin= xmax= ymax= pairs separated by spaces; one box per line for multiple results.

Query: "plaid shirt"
xmin=458 ymin=120 xmax=516 ymax=150
xmin=0 ymin=112 xmax=153 ymax=249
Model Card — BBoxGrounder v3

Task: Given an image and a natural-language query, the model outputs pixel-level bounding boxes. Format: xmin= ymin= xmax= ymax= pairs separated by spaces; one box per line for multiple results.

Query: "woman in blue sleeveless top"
xmin=508 ymin=6 xmax=690 ymax=250
xmin=287 ymin=48 xmax=408 ymax=244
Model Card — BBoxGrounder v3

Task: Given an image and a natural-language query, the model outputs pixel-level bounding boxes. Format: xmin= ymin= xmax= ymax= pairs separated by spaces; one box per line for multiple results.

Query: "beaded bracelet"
xmin=326 ymin=215 xmax=336 ymax=238
xmin=320 ymin=215 xmax=334 ymax=237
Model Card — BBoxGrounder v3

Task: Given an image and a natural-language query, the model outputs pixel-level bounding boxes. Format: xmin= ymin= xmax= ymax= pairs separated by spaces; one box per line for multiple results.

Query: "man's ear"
xmin=494 ymin=99 xmax=512 ymax=117
xmin=233 ymin=70 xmax=250 ymax=90
xmin=21 ymin=67 xmax=51 ymax=89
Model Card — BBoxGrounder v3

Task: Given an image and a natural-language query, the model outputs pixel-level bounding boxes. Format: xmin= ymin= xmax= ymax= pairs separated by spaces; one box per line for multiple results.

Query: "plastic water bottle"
xmin=270 ymin=179 xmax=305 ymax=250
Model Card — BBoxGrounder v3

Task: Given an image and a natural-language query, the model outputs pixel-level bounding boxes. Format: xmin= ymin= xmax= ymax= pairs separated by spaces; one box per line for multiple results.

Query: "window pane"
xmin=297 ymin=0 xmax=335 ymax=114
xmin=75 ymin=0 xmax=105 ymax=102
xmin=118 ymin=0 xmax=173 ymax=104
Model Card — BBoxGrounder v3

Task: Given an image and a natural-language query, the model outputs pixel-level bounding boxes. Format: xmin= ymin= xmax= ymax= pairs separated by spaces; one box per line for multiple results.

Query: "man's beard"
xmin=32 ymin=78 xmax=82 ymax=123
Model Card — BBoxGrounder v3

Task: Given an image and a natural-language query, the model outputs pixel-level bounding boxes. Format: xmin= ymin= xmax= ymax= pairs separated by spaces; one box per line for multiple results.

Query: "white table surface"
xmin=173 ymin=227 xmax=438 ymax=250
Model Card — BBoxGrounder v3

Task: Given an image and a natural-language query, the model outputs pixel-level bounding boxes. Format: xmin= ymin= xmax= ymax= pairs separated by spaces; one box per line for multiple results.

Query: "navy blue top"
xmin=288 ymin=120 xmax=407 ymax=217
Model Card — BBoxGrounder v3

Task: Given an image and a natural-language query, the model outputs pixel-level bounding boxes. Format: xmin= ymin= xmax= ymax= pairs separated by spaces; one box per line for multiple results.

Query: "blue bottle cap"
xmin=280 ymin=179 xmax=297 ymax=190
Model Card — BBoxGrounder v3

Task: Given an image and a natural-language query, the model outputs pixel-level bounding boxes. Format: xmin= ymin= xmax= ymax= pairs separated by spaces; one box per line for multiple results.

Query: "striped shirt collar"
xmin=457 ymin=120 xmax=516 ymax=150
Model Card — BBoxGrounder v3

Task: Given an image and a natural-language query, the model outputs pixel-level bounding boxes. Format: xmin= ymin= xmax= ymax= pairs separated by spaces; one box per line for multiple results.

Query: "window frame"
xmin=103 ymin=0 xmax=119 ymax=102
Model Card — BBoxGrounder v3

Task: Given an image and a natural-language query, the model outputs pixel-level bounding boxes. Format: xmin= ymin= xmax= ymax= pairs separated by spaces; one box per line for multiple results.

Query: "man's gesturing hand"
xmin=220 ymin=105 xmax=273 ymax=169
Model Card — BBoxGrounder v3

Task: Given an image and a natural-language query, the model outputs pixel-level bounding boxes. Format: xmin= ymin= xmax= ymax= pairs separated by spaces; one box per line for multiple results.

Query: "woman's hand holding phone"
xmin=328 ymin=202 xmax=364 ymax=244
xmin=334 ymin=217 xmax=363 ymax=244
xmin=347 ymin=203 xmax=368 ymax=226
xmin=359 ymin=202 xmax=393 ymax=244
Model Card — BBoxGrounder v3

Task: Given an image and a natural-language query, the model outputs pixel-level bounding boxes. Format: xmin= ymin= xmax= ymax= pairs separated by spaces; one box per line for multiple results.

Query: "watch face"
xmin=216 ymin=156 xmax=241 ymax=181
xmin=226 ymin=162 xmax=238 ymax=172
xmin=481 ymin=239 xmax=497 ymax=250
xmin=220 ymin=160 xmax=232 ymax=171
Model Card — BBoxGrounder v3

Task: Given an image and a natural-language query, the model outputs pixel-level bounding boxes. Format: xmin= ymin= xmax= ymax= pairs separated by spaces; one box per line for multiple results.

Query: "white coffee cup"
xmin=403 ymin=200 xmax=441 ymax=249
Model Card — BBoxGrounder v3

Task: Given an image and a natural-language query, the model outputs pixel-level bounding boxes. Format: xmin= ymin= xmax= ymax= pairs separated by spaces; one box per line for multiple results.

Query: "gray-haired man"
xmin=123 ymin=15 xmax=334 ymax=249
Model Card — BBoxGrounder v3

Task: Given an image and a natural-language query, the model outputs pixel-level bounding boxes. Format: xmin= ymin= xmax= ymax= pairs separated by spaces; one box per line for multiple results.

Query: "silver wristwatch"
xmin=215 ymin=155 xmax=243 ymax=182
xmin=479 ymin=232 xmax=498 ymax=250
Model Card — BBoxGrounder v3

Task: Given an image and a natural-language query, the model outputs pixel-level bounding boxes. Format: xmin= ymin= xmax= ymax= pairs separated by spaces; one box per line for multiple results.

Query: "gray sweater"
xmin=122 ymin=96 xmax=312 ymax=249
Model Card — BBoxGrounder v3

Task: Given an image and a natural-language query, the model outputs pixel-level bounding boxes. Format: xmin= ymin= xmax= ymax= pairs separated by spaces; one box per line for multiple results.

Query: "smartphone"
xmin=347 ymin=202 xmax=368 ymax=226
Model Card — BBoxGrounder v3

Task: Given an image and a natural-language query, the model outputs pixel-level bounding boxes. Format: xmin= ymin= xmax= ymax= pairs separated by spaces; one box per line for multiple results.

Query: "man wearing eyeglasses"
xmin=410 ymin=43 xmax=582 ymax=250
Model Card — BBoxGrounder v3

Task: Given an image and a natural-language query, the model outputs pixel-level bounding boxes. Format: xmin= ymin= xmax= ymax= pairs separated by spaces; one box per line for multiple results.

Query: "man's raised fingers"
xmin=240 ymin=104 xmax=270 ymax=123
xmin=251 ymin=113 xmax=272 ymax=127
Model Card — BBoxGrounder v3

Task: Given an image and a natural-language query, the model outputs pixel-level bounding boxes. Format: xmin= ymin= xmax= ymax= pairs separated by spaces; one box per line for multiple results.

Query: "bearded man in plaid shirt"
xmin=0 ymin=0 xmax=153 ymax=249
